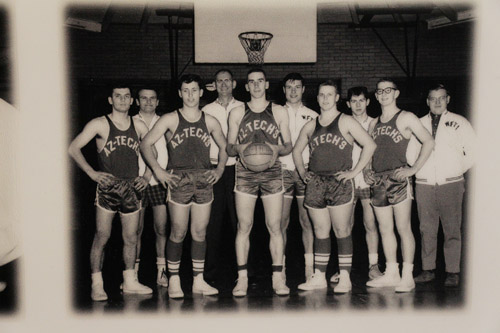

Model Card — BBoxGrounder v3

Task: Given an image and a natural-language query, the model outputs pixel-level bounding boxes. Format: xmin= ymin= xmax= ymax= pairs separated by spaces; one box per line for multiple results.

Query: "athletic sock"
xmin=401 ymin=262 xmax=414 ymax=280
xmin=237 ymin=265 xmax=248 ymax=279
xmin=314 ymin=237 xmax=331 ymax=273
xmin=156 ymin=257 xmax=166 ymax=271
xmin=272 ymin=265 xmax=283 ymax=276
xmin=167 ymin=240 xmax=183 ymax=276
xmin=134 ymin=259 xmax=140 ymax=273
xmin=368 ymin=253 xmax=378 ymax=267
xmin=304 ymin=253 xmax=314 ymax=268
xmin=91 ymin=272 xmax=103 ymax=285
xmin=337 ymin=235 xmax=353 ymax=274
xmin=191 ymin=240 xmax=206 ymax=277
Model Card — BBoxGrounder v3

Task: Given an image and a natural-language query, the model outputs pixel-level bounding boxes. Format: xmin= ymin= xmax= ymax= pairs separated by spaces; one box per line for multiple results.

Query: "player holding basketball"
xmin=345 ymin=86 xmax=383 ymax=281
xmin=68 ymin=84 xmax=153 ymax=301
xmin=365 ymin=78 xmax=434 ymax=292
xmin=408 ymin=84 xmax=475 ymax=287
xmin=133 ymin=87 xmax=169 ymax=287
xmin=227 ymin=68 xmax=292 ymax=296
xmin=140 ymin=74 xmax=227 ymax=298
xmin=293 ymin=81 xmax=376 ymax=293
xmin=202 ymin=69 xmax=243 ymax=283
xmin=279 ymin=73 xmax=317 ymax=282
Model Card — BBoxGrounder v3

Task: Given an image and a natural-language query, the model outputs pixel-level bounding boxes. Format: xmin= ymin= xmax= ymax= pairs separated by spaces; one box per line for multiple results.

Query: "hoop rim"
xmin=238 ymin=31 xmax=274 ymax=40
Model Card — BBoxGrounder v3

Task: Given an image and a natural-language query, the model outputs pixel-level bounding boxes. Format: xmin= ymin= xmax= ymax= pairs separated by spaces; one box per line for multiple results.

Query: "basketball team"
xmin=68 ymin=68 xmax=475 ymax=301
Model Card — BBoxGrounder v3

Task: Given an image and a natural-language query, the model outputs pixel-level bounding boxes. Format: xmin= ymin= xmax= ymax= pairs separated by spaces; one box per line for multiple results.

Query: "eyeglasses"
xmin=375 ymin=87 xmax=397 ymax=95
xmin=428 ymin=96 xmax=448 ymax=103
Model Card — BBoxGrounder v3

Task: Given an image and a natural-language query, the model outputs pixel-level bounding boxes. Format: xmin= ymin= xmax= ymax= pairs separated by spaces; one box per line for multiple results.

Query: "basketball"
xmin=242 ymin=143 xmax=274 ymax=172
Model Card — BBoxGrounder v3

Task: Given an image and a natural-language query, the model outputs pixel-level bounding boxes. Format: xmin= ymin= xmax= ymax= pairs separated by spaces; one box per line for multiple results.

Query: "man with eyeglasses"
xmin=202 ymin=69 xmax=243 ymax=284
xmin=365 ymin=78 xmax=434 ymax=292
xmin=408 ymin=84 xmax=475 ymax=288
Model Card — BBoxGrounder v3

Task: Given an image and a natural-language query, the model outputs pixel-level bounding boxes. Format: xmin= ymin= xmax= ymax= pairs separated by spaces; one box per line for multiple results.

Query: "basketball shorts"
xmin=354 ymin=186 xmax=371 ymax=202
xmin=95 ymin=178 xmax=142 ymax=215
xmin=283 ymin=168 xmax=306 ymax=198
xmin=304 ymin=172 xmax=354 ymax=209
xmin=235 ymin=160 xmax=283 ymax=198
xmin=167 ymin=169 xmax=213 ymax=206
xmin=142 ymin=184 xmax=167 ymax=207
xmin=371 ymin=170 xmax=413 ymax=207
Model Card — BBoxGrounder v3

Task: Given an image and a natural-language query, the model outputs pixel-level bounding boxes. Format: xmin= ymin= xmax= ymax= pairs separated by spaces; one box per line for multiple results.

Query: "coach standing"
xmin=409 ymin=84 xmax=475 ymax=287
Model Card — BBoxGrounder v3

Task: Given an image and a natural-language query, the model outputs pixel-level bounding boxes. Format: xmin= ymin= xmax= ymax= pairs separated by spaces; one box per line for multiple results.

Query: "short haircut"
xmin=178 ymin=74 xmax=202 ymax=90
xmin=376 ymin=78 xmax=398 ymax=90
xmin=282 ymin=73 xmax=305 ymax=87
xmin=318 ymin=80 xmax=340 ymax=95
xmin=347 ymin=86 xmax=369 ymax=100
xmin=427 ymin=83 xmax=448 ymax=97
xmin=136 ymin=87 xmax=158 ymax=99
xmin=247 ymin=67 xmax=266 ymax=81
xmin=108 ymin=83 xmax=132 ymax=97
xmin=214 ymin=68 xmax=234 ymax=80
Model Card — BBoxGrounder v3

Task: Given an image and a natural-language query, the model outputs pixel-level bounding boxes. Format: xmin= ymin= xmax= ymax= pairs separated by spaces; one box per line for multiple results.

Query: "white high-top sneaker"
xmin=167 ymin=275 xmax=184 ymax=299
xmin=232 ymin=276 xmax=248 ymax=297
xmin=366 ymin=263 xmax=401 ymax=288
xmin=192 ymin=275 xmax=219 ymax=296
xmin=298 ymin=270 xmax=327 ymax=291
xmin=333 ymin=270 xmax=352 ymax=294
xmin=157 ymin=267 xmax=169 ymax=288
xmin=91 ymin=272 xmax=108 ymax=301
xmin=122 ymin=269 xmax=153 ymax=295
xmin=395 ymin=263 xmax=415 ymax=292
xmin=272 ymin=273 xmax=290 ymax=296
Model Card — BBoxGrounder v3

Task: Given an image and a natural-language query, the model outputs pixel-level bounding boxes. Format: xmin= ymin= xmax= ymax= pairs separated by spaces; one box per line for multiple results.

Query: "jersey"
xmin=308 ymin=113 xmax=352 ymax=174
xmin=97 ymin=115 xmax=140 ymax=179
xmin=237 ymin=102 xmax=280 ymax=145
xmin=371 ymin=111 xmax=410 ymax=173
xmin=166 ymin=110 xmax=211 ymax=170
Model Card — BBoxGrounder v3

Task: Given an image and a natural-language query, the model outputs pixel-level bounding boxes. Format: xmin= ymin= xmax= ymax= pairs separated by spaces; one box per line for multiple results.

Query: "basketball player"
xmin=227 ymin=68 xmax=292 ymax=296
xmin=68 ymin=85 xmax=153 ymax=301
xmin=365 ymin=78 xmax=434 ymax=292
xmin=133 ymin=87 xmax=169 ymax=287
xmin=202 ymin=69 xmax=243 ymax=283
xmin=279 ymin=73 xmax=317 ymax=282
xmin=345 ymin=86 xmax=382 ymax=281
xmin=293 ymin=81 xmax=376 ymax=293
xmin=408 ymin=84 xmax=475 ymax=287
xmin=140 ymin=74 xmax=228 ymax=298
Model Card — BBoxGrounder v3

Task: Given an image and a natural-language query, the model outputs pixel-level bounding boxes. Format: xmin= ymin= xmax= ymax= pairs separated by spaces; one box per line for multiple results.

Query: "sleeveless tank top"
xmin=371 ymin=111 xmax=410 ymax=173
xmin=98 ymin=115 xmax=140 ymax=179
xmin=308 ymin=113 xmax=352 ymax=174
xmin=237 ymin=103 xmax=280 ymax=145
xmin=166 ymin=110 xmax=211 ymax=170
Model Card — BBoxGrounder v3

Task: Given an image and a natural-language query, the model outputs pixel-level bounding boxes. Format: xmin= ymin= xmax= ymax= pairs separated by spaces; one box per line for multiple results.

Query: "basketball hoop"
xmin=238 ymin=31 xmax=273 ymax=65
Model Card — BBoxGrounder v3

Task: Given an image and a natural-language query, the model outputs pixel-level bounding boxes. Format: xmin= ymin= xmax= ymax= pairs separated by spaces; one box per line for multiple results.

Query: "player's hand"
xmin=392 ymin=166 xmax=415 ymax=181
xmin=335 ymin=170 xmax=356 ymax=184
xmin=236 ymin=142 xmax=251 ymax=168
xmin=363 ymin=168 xmax=375 ymax=186
xmin=155 ymin=169 xmax=181 ymax=189
xmin=89 ymin=171 xmax=115 ymax=187
xmin=204 ymin=168 xmax=223 ymax=185
xmin=133 ymin=176 xmax=148 ymax=191
xmin=265 ymin=143 xmax=280 ymax=169
xmin=301 ymin=170 xmax=314 ymax=184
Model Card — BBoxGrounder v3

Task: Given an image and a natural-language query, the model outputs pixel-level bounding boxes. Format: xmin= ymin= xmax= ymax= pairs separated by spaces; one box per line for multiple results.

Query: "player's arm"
xmin=394 ymin=111 xmax=435 ymax=181
xmin=226 ymin=105 xmax=248 ymax=157
xmin=292 ymin=120 xmax=315 ymax=183
xmin=336 ymin=116 xmax=377 ymax=183
xmin=362 ymin=117 xmax=379 ymax=185
xmin=140 ymin=113 xmax=180 ymax=188
xmin=205 ymin=114 xmax=228 ymax=184
xmin=459 ymin=117 xmax=476 ymax=172
xmin=273 ymin=105 xmax=293 ymax=156
xmin=133 ymin=119 xmax=152 ymax=191
xmin=68 ymin=118 xmax=114 ymax=186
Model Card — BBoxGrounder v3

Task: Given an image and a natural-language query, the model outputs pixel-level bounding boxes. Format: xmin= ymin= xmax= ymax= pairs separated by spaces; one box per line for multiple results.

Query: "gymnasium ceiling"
xmin=65 ymin=1 xmax=475 ymax=32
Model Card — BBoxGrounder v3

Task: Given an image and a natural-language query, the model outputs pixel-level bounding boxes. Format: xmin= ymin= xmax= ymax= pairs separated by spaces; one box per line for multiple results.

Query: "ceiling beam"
xmin=357 ymin=6 xmax=434 ymax=15
xmin=101 ymin=4 xmax=115 ymax=32
xmin=359 ymin=14 xmax=373 ymax=25
xmin=140 ymin=5 xmax=152 ymax=32
xmin=347 ymin=3 xmax=360 ymax=25
xmin=436 ymin=3 xmax=458 ymax=21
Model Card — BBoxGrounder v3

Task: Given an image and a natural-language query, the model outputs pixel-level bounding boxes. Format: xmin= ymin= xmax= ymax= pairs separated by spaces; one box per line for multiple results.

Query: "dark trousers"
xmin=0 ymin=258 xmax=19 ymax=313
xmin=204 ymin=165 xmax=238 ymax=280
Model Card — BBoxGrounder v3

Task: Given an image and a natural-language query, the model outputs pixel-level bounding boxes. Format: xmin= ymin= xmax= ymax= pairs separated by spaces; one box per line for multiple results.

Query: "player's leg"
xmin=166 ymin=201 xmax=190 ymax=298
xmin=90 ymin=207 xmax=115 ymax=301
xmin=298 ymin=207 xmax=330 ymax=290
xmin=280 ymin=195 xmax=293 ymax=277
xmin=330 ymin=202 xmax=354 ymax=293
xmin=262 ymin=192 xmax=289 ymax=295
xmin=414 ymin=184 xmax=439 ymax=283
xmin=438 ymin=181 xmax=465 ymax=287
xmin=135 ymin=207 xmax=146 ymax=275
xmin=297 ymin=196 xmax=314 ymax=281
xmin=190 ymin=202 xmax=218 ymax=295
xmin=366 ymin=206 xmax=400 ymax=287
xmin=360 ymin=198 xmax=382 ymax=279
xmin=152 ymin=204 xmax=168 ymax=287
xmin=393 ymin=198 xmax=415 ymax=292
xmin=233 ymin=192 xmax=257 ymax=296
xmin=120 ymin=210 xmax=153 ymax=294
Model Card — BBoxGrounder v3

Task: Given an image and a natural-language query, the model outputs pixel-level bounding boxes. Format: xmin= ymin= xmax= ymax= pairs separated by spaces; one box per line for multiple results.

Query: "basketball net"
xmin=238 ymin=31 xmax=273 ymax=65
